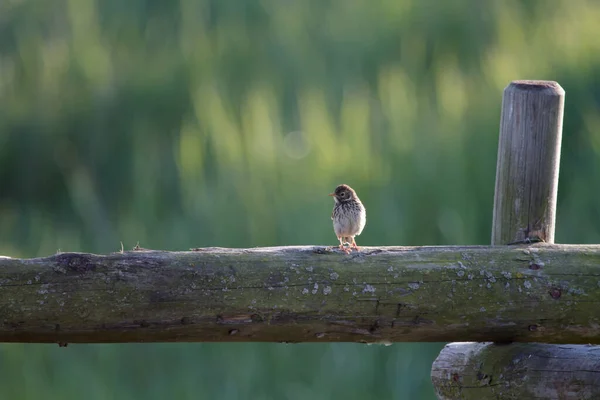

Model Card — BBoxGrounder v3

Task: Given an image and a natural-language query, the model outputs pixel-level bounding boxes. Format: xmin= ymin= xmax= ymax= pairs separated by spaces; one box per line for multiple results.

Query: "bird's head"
xmin=328 ymin=184 xmax=357 ymax=204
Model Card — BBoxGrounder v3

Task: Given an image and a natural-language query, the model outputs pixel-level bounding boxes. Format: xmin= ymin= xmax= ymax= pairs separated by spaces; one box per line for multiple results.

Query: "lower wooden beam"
xmin=431 ymin=342 xmax=600 ymax=399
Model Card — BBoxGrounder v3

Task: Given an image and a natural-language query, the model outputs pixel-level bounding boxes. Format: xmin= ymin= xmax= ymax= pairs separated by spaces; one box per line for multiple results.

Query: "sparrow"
xmin=329 ymin=184 xmax=366 ymax=254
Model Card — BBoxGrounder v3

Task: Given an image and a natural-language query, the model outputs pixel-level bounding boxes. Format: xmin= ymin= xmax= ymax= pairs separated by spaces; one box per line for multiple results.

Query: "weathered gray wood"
xmin=432 ymin=80 xmax=581 ymax=400
xmin=431 ymin=342 xmax=600 ymax=400
xmin=1 ymin=244 xmax=600 ymax=344
xmin=492 ymin=80 xmax=565 ymax=245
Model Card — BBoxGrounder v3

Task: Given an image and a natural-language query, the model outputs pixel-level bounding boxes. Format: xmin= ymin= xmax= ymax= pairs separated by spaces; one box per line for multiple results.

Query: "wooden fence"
xmin=1 ymin=80 xmax=597 ymax=399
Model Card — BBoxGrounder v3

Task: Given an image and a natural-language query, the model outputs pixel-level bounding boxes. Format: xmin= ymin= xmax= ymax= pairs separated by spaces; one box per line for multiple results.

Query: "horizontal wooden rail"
xmin=431 ymin=342 xmax=600 ymax=399
xmin=1 ymin=244 xmax=599 ymax=344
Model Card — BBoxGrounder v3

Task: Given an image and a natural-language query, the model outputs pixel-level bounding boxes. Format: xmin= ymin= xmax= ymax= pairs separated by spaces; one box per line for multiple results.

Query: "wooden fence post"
xmin=491 ymin=80 xmax=564 ymax=246
xmin=430 ymin=81 xmax=600 ymax=399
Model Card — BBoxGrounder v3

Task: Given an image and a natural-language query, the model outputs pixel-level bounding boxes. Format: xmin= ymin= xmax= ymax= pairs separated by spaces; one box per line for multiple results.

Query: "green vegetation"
xmin=1 ymin=0 xmax=600 ymax=398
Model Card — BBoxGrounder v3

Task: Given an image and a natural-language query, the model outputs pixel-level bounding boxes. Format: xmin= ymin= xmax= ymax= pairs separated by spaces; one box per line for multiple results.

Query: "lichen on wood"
xmin=0 ymin=244 xmax=599 ymax=344
xmin=431 ymin=342 xmax=600 ymax=400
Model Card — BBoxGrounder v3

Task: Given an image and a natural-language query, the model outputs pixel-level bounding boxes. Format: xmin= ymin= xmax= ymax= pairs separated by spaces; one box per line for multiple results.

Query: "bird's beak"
xmin=328 ymin=193 xmax=335 ymax=196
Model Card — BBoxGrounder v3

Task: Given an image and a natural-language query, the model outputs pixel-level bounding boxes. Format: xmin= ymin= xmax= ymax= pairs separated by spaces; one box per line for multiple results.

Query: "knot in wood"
xmin=548 ymin=287 xmax=562 ymax=299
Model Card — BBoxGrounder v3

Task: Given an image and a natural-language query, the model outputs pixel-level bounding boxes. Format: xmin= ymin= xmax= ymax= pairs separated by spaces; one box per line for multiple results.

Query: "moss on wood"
xmin=0 ymin=244 xmax=599 ymax=343
xmin=431 ymin=342 xmax=600 ymax=400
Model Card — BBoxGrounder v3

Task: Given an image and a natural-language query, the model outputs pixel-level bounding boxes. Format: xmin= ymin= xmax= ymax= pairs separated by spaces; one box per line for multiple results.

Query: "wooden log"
xmin=0 ymin=244 xmax=600 ymax=344
xmin=432 ymin=81 xmax=587 ymax=399
xmin=492 ymin=80 xmax=565 ymax=245
xmin=431 ymin=342 xmax=600 ymax=400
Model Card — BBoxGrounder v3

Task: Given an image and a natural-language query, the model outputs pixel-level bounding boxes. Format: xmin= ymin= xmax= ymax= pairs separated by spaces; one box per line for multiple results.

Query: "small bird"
xmin=329 ymin=184 xmax=366 ymax=254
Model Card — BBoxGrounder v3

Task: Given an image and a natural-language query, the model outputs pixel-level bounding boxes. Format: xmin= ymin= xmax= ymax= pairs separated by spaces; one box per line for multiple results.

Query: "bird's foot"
xmin=338 ymin=243 xmax=352 ymax=254
xmin=338 ymin=244 xmax=352 ymax=254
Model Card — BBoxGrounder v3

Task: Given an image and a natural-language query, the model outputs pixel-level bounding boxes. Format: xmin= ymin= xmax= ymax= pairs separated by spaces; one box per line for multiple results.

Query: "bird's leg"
xmin=351 ymin=237 xmax=360 ymax=252
xmin=338 ymin=237 xmax=351 ymax=254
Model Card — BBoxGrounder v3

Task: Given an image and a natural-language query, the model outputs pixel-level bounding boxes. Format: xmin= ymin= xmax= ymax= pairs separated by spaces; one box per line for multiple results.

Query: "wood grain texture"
xmin=492 ymin=80 xmax=565 ymax=245
xmin=431 ymin=342 xmax=600 ymax=400
xmin=0 ymin=244 xmax=600 ymax=344
xmin=431 ymin=80 xmax=585 ymax=400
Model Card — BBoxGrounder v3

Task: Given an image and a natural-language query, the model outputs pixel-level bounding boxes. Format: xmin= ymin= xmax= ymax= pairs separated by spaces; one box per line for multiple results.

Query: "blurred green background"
xmin=2 ymin=0 xmax=600 ymax=398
